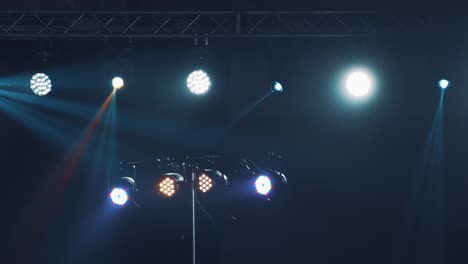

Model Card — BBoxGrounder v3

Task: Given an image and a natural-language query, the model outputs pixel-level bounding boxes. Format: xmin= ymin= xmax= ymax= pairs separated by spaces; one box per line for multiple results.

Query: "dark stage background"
xmin=3 ymin=34 xmax=468 ymax=264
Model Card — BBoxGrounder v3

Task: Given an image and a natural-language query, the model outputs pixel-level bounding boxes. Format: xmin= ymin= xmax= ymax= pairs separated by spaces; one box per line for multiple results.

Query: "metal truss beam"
xmin=0 ymin=10 xmax=463 ymax=39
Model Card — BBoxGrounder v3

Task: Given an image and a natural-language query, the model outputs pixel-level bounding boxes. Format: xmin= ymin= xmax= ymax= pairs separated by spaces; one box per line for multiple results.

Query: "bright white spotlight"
xmin=438 ymin=79 xmax=450 ymax=90
xmin=255 ymin=175 xmax=272 ymax=195
xmin=30 ymin=73 xmax=52 ymax=96
xmin=110 ymin=187 xmax=129 ymax=206
xmin=272 ymin=81 xmax=283 ymax=94
xmin=345 ymin=70 xmax=374 ymax=99
xmin=112 ymin=77 xmax=124 ymax=90
xmin=187 ymin=70 xmax=211 ymax=95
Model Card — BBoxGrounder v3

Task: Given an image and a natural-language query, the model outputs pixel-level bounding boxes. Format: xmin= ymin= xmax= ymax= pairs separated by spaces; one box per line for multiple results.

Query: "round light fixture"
xmin=109 ymin=187 xmax=129 ymax=206
xmin=30 ymin=73 xmax=52 ymax=96
xmin=198 ymin=174 xmax=214 ymax=193
xmin=187 ymin=70 xmax=211 ymax=95
xmin=438 ymin=79 xmax=450 ymax=90
xmin=112 ymin=77 xmax=125 ymax=90
xmin=255 ymin=175 xmax=272 ymax=195
xmin=272 ymin=81 xmax=283 ymax=94
xmin=158 ymin=177 xmax=177 ymax=197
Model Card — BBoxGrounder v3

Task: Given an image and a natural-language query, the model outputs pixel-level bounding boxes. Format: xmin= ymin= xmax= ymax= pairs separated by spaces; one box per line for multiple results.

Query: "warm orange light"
xmin=158 ymin=177 xmax=177 ymax=197
xmin=198 ymin=174 xmax=213 ymax=193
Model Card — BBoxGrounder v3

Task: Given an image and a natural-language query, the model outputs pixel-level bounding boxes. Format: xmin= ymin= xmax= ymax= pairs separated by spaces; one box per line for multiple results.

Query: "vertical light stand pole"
xmin=191 ymin=159 xmax=197 ymax=264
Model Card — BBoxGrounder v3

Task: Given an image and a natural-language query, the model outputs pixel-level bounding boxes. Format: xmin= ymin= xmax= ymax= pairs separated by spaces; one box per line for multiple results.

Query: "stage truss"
xmin=0 ymin=10 xmax=464 ymax=39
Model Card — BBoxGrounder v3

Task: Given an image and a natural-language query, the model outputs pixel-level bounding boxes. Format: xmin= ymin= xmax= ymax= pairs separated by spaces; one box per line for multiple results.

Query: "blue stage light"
xmin=438 ymin=79 xmax=450 ymax=90
xmin=272 ymin=81 xmax=283 ymax=94
xmin=255 ymin=175 xmax=272 ymax=195
xmin=110 ymin=187 xmax=129 ymax=206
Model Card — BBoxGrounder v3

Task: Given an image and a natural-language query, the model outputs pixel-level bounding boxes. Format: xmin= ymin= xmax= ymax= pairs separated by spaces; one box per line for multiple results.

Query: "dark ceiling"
xmin=0 ymin=0 xmax=459 ymax=11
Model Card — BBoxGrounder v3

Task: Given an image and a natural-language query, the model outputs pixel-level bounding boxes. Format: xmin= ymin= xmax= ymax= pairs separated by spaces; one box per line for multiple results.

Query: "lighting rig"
xmin=107 ymin=153 xmax=287 ymax=264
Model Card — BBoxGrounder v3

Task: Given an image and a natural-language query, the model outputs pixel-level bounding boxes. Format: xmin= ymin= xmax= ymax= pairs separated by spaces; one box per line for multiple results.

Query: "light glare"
xmin=345 ymin=70 xmax=373 ymax=99
xmin=439 ymin=79 xmax=450 ymax=90
xmin=112 ymin=77 xmax=124 ymax=90
xmin=255 ymin=175 xmax=272 ymax=195
xmin=187 ymin=70 xmax=211 ymax=95
xmin=272 ymin=81 xmax=283 ymax=93
xmin=110 ymin=188 xmax=129 ymax=206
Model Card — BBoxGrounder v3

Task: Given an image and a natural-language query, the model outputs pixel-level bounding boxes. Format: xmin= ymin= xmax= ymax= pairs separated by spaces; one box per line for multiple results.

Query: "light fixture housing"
xmin=109 ymin=177 xmax=137 ymax=207
xmin=156 ymin=173 xmax=184 ymax=198
xmin=271 ymin=81 xmax=283 ymax=94
xmin=197 ymin=169 xmax=228 ymax=194
xmin=239 ymin=158 xmax=287 ymax=198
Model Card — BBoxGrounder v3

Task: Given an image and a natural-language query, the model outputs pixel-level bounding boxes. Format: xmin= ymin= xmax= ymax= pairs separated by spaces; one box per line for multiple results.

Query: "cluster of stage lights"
xmin=198 ymin=174 xmax=213 ymax=193
xmin=109 ymin=174 xmax=276 ymax=206
xmin=27 ymin=70 xmax=279 ymax=97
xmin=28 ymin=70 xmax=449 ymax=102
xmin=158 ymin=177 xmax=176 ymax=197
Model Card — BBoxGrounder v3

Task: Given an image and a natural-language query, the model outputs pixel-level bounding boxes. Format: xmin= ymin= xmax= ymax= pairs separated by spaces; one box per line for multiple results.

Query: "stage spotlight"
xmin=109 ymin=187 xmax=129 ymax=206
xmin=345 ymin=69 xmax=374 ymax=99
xmin=240 ymin=159 xmax=286 ymax=197
xmin=438 ymin=79 xmax=450 ymax=90
xmin=187 ymin=70 xmax=211 ymax=95
xmin=157 ymin=173 xmax=184 ymax=198
xmin=112 ymin=77 xmax=124 ymax=90
xmin=255 ymin=175 xmax=272 ymax=195
xmin=197 ymin=169 xmax=228 ymax=194
xmin=159 ymin=177 xmax=176 ymax=197
xmin=109 ymin=176 xmax=138 ymax=207
xmin=271 ymin=81 xmax=283 ymax=94
xmin=30 ymin=73 xmax=52 ymax=96
xmin=198 ymin=174 xmax=214 ymax=193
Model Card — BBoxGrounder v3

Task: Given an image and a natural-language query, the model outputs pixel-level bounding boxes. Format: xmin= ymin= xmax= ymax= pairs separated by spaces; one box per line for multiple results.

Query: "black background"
xmin=2 ymin=2 xmax=468 ymax=264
